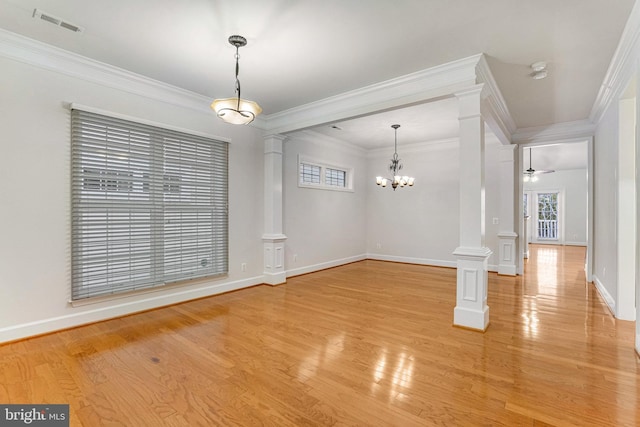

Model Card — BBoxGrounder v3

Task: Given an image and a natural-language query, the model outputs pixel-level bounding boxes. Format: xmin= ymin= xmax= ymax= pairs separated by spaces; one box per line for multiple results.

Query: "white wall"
xmin=365 ymin=136 xmax=502 ymax=270
xmin=524 ymin=169 xmax=588 ymax=245
xmin=366 ymin=141 xmax=460 ymax=267
xmin=593 ymin=100 xmax=620 ymax=312
xmin=617 ymin=97 xmax=636 ymax=320
xmin=283 ymin=132 xmax=368 ymax=275
xmin=0 ymin=55 xmax=265 ymax=342
xmin=484 ymin=139 xmax=502 ymax=270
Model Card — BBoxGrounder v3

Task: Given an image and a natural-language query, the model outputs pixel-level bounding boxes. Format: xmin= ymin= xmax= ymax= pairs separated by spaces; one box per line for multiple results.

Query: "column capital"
xmin=498 ymin=144 xmax=517 ymax=162
xmin=263 ymin=134 xmax=286 ymax=154
xmin=498 ymin=144 xmax=517 ymax=152
xmin=262 ymin=233 xmax=287 ymax=243
xmin=456 ymin=84 xmax=487 ymax=119
xmin=454 ymin=83 xmax=488 ymax=100
xmin=263 ymin=133 xmax=287 ymax=142
xmin=453 ymin=246 xmax=493 ymax=260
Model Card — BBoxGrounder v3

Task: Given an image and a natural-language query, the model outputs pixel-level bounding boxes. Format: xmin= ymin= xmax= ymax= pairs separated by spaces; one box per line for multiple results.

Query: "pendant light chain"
xmin=210 ymin=35 xmax=263 ymax=125
xmin=234 ymin=46 xmax=241 ymax=111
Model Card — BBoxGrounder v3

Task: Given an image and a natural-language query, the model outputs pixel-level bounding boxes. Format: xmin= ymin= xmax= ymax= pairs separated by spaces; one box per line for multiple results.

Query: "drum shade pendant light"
xmin=211 ymin=35 xmax=262 ymax=125
xmin=375 ymin=124 xmax=415 ymax=190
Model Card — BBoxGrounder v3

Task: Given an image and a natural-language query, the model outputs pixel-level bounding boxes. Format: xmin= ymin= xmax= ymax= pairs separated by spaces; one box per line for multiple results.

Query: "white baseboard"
xmin=565 ymin=241 xmax=587 ymax=246
xmin=0 ymin=276 xmax=264 ymax=344
xmin=367 ymin=253 xmax=457 ymax=269
xmin=592 ymin=274 xmax=616 ymax=316
xmin=286 ymin=254 xmax=367 ymax=278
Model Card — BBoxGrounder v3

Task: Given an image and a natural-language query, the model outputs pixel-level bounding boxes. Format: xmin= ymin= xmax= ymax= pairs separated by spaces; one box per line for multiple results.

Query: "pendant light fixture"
xmin=375 ymin=124 xmax=415 ymax=190
xmin=211 ymin=35 xmax=262 ymax=125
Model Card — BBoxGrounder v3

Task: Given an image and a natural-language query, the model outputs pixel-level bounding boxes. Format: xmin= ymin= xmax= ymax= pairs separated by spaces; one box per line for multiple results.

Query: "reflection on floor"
xmin=0 ymin=243 xmax=637 ymax=426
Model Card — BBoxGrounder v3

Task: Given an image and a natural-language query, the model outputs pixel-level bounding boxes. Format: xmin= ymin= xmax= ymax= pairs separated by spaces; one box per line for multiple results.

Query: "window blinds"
xmin=71 ymin=109 xmax=228 ymax=300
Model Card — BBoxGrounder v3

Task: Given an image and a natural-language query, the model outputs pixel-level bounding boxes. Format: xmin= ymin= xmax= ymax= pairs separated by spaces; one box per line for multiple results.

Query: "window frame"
xmin=70 ymin=105 xmax=229 ymax=301
xmin=297 ymin=155 xmax=354 ymax=192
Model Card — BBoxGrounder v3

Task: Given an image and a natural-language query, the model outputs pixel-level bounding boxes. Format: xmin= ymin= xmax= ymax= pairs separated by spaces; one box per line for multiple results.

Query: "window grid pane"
xmin=300 ymin=163 xmax=321 ymax=184
xmin=71 ymin=109 xmax=228 ymax=300
xmin=325 ymin=168 xmax=346 ymax=187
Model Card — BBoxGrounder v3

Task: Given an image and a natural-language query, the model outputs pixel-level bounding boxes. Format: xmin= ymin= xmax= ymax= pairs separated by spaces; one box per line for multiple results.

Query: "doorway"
xmin=530 ymin=191 xmax=561 ymax=244
xmin=518 ymin=142 xmax=591 ymax=276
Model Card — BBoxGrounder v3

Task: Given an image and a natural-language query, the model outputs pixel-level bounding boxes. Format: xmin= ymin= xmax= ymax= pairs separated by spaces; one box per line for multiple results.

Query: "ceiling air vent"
xmin=32 ymin=9 xmax=84 ymax=33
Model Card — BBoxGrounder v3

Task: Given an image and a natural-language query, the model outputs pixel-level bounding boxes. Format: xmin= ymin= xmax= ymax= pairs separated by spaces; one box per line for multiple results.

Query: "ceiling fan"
xmin=523 ymin=147 xmax=554 ymax=182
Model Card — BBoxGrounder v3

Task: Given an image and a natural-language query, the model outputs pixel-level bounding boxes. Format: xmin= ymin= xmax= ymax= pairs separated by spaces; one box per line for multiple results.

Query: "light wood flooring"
xmin=1 ymin=245 xmax=638 ymax=426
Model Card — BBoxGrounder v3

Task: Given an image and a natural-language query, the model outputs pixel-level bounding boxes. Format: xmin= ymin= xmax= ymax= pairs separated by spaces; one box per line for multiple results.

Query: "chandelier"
xmin=375 ymin=124 xmax=415 ymax=190
xmin=211 ymin=35 xmax=262 ymax=125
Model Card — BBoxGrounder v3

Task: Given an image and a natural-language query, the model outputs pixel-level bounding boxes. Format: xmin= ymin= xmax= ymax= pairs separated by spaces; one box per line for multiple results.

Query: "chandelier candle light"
xmin=375 ymin=124 xmax=415 ymax=190
xmin=211 ymin=35 xmax=262 ymax=125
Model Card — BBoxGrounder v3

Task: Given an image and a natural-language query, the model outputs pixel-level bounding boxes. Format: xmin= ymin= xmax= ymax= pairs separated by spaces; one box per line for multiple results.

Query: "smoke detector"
xmin=32 ymin=9 xmax=84 ymax=33
xmin=530 ymin=62 xmax=548 ymax=80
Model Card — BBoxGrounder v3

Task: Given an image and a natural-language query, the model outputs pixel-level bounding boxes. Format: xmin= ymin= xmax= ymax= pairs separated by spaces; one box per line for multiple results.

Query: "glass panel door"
xmin=536 ymin=192 xmax=559 ymax=240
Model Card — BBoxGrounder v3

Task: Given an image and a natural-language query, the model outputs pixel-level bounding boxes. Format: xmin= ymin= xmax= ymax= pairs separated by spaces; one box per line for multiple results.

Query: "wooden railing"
xmin=537 ymin=219 xmax=558 ymax=239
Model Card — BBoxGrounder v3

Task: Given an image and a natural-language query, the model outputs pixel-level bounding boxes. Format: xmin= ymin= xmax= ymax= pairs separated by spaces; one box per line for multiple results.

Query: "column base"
xmin=453 ymin=246 xmax=492 ymax=332
xmin=497 ymin=231 xmax=518 ymax=276
xmin=263 ymin=234 xmax=287 ymax=286
xmin=264 ymin=271 xmax=287 ymax=286
xmin=454 ymin=306 xmax=489 ymax=331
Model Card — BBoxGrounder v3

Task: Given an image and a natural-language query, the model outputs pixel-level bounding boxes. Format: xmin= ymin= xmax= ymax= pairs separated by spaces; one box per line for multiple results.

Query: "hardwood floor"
xmin=1 ymin=245 xmax=638 ymax=426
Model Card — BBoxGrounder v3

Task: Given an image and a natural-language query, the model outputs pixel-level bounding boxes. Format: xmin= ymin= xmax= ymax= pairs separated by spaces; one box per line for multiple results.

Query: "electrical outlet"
xmin=241 ymin=263 xmax=246 ymax=272
xmin=492 ymin=217 xmax=499 ymax=225
xmin=293 ymin=254 xmax=298 ymax=263
xmin=376 ymin=243 xmax=381 ymax=249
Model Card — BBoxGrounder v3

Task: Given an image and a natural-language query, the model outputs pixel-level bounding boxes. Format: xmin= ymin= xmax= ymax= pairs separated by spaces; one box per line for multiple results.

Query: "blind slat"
xmin=71 ymin=109 xmax=229 ymax=300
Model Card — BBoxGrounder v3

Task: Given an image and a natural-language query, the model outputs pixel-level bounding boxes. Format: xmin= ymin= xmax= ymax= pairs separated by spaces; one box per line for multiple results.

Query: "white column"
xmin=453 ymin=85 xmax=492 ymax=331
xmin=497 ymin=144 xmax=518 ymax=275
xmin=617 ymin=98 xmax=636 ymax=320
xmin=263 ymin=134 xmax=287 ymax=286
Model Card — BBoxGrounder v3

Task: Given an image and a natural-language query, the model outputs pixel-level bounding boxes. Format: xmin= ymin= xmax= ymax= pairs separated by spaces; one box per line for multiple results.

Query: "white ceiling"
xmin=0 ymin=0 xmax=630 ymax=170
xmin=310 ymin=99 xmax=461 ymax=150
xmin=525 ymin=142 xmax=588 ymax=172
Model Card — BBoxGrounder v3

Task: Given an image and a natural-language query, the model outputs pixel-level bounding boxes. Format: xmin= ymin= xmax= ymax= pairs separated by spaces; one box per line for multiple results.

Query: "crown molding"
xmin=589 ymin=1 xmax=640 ymax=124
xmin=476 ymin=54 xmax=516 ymax=145
xmin=287 ymin=130 xmax=367 ymax=157
xmin=261 ymin=54 xmax=483 ymax=135
xmin=512 ymin=119 xmax=595 ymax=144
xmin=1 ymin=28 xmax=518 ymax=141
xmin=368 ymin=137 xmax=459 ymax=157
xmin=0 ymin=28 xmax=254 ymax=122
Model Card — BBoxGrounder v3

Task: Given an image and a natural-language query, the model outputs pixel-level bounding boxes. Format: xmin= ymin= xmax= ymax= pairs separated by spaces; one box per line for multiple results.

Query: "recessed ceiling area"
xmin=307 ymin=98 xmax=461 ymax=150
xmin=526 ymin=142 xmax=588 ymax=172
